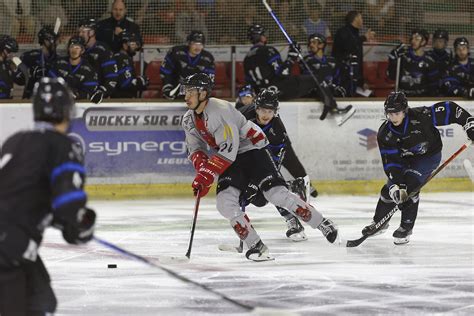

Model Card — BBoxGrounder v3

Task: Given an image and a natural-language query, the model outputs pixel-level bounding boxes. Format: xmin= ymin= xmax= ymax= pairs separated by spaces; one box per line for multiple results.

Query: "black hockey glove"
xmin=90 ymin=86 xmax=106 ymax=104
xmin=59 ymin=208 xmax=96 ymax=245
xmin=132 ymin=76 xmax=149 ymax=91
xmin=464 ymin=117 xmax=474 ymax=141
xmin=162 ymin=84 xmax=176 ymax=100
xmin=389 ymin=184 xmax=408 ymax=204
xmin=391 ymin=43 xmax=407 ymax=59
xmin=332 ymin=85 xmax=347 ymax=98
xmin=287 ymin=42 xmax=301 ymax=63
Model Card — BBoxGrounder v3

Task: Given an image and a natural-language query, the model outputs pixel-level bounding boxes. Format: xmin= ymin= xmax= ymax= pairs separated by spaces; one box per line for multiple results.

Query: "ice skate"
xmin=392 ymin=226 xmax=412 ymax=245
xmin=245 ymin=240 xmax=274 ymax=261
xmin=361 ymin=221 xmax=389 ymax=237
xmin=317 ymin=218 xmax=338 ymax=243
xmin=285 ymin=217 xmax=307 ymax=242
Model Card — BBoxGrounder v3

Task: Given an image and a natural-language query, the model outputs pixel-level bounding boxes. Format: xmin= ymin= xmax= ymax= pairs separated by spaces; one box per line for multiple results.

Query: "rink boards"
xmin=0 ymin=100 xmax=472 ymax=197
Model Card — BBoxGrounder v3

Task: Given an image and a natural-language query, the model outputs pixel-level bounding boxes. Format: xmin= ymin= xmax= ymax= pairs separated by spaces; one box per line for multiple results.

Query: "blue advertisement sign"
xmin=68 ymin=106 xmax=194 ymax=177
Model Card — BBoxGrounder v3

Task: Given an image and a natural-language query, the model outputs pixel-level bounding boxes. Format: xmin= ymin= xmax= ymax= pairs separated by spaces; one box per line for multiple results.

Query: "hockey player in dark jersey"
xmin=301 ymin=32 xmax=347 ymax=98
xmin=160 ymin=30 xmax=215 ymax=100
xmin=181 ymin=73 xmax=338 ymax=261
xmin=0 ymin=35 xmax=20 ymax=99
xmin=387 ymin=29 xmax=438 ymax=96
xmin=14 ymin=27 xmax=59 ymax=99
xmin=440 ymin=37 xmax=474 ymax=99
xmin=238 ymin=89 xmax=322 ymax=241
xmin=48 ymin=36 xmax=99 ymax=100
xmin=0 ymin=78 xmax=96 ymax=315
xmin=235 ymin=84 xmax=256 ymax=110
xmin=78 ymin=18 xmax=119 ymax=103
xmin=426 ymin=29 xmax=453 ymax=94
xmin=112 ymin=31 xmax=149 ymax=98
xmin=361 ymin=91 xmax=473 ymax=245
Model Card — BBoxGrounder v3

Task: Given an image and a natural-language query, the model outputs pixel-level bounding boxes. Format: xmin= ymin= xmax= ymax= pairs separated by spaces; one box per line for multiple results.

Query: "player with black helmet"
xmin=301 ymin=32 xmax=347 ymax=98
xmin=48 ymin=36 xmax=99 ymax=100
xmin=0 ymin=78 xmax=96 ymax=315
xmin=78 ymin=18 xmax=118 ymax=103
xmin=181 ymin=73 xmax=338 ymax=261
xmin=0 ymin=34 xmax=21 ymax=99
xmin=387 ymin=29 xmax=438 ymax=96
xmin=360 ymin=91 xmax=474 ymax=245
xmin=160 ymin=30 xmax=215 ymax=100
xmin=441 ymin=37 xmax=474 ymax=99
xmin=13 ymin=27 xmax=59 ymax=99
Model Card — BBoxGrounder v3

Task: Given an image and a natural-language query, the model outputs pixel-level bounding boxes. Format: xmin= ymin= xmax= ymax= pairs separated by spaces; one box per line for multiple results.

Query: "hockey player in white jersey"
xmin=181 ymin=73 xmax=338 ymax=261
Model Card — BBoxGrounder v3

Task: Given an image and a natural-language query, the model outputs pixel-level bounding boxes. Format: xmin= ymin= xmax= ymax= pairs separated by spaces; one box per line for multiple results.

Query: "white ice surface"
xmin=41 ymin=192 xmax=474 ymax=315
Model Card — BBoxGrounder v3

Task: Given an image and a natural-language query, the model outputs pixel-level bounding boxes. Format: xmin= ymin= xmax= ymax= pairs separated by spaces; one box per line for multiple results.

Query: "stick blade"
xmin=54 ymin=17 xmax=61 ymax=34
xmin=337 ymin=106 xmax=356 ymax=126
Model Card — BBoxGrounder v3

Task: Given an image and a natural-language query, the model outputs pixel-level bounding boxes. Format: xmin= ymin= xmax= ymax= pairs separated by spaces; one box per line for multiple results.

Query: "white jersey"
xmin=182 ymin=97 xmax=268 ymax=165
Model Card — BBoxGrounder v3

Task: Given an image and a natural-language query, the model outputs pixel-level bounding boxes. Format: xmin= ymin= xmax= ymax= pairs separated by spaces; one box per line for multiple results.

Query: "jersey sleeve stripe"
xmin=383 ymin=163 xmax=402 ymax=170
xmin=51 ymin=162 xmax=86 ymax=183
xmin=268 ymin=55 xmax=280 ymax=64
xmin=101 ymin=60 xmax=116 ymax=67
xmin=444 ymin=101 xmax=450 ymax=125
xmin=83 ymin=81 xmax=99 ymax=86
xmin=380 ymin=148 xmax=398 ymax=154
xmin=52 ymin=190 xmax=86 ymax=209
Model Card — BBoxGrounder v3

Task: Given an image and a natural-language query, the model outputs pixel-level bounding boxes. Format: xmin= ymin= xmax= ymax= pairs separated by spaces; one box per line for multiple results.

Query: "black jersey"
xmin=0 ymin=126 xmax=87 ymax=246
xmin=243 ymin=44 xmax=292 ymax=91
xmin=160 ymin=45 xmax=215 ymax=89
xmin=377 ymin=101 xmax=471 ymax=185
xmin=113 ymin=50 xmax=138 ymax=98
xmin=300 ymin=53 xmax=346 ymax=96
xmin=387 ymin=48 xmax=438 ymax=96
xmin=440 ymin=57 xmax=474 ymax=97
xmin=426 ymin=49 xmax=453 ymax=77
xmin=48 ymin=57 xmax=99 ymax=100
xmin=0 ymin=60 xmax=19 ymax=99
xmin=14 ymin=49 xmax=58 ymax=99
xmin=83 ymin=41 xmax=118 ymax=96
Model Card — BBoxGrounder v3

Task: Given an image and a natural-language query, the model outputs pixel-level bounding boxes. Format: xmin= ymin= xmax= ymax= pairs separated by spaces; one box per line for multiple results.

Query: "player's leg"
xmin=249 ymin=148 xmax=338 ymax=243
xmin=0 ymin=265 xmax=27 ymax=315
xmin=281 ymin=145 xmax=318 ymax=198
xmin=25 ymin=256 xmax=57 ymax=315
xmin=361 ymin=184 xmax=393 ymax=236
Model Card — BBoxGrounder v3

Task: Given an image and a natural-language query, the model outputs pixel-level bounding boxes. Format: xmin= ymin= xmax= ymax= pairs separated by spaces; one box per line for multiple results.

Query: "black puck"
xmin=107 ymin=264 xmax=117 ymax=268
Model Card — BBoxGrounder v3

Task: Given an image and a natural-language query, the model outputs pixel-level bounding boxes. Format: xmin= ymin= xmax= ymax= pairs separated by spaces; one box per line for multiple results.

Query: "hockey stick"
xmin=261 ymin=0 xmax=354 ymax=124
xmin=185 ymin=193 xmax=201 ymax=258
xmin=346 ymin=140 xmax=472 ymax=247
xmin=93 ymin=236 xmax=254 ymax=311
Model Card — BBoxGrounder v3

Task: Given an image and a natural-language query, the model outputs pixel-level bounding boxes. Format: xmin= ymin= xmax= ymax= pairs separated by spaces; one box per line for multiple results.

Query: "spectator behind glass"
xmin=0 ymin=0 xmax=35 ymax=38
xmin=303 ymin=1 xmax=330 ymax=38
xmin=96 ymin=0 xmax=143 ymax=53
xmin=363 ymin=0 xmax=395 ymax=35
xmin=175 ymin=0 xmax=209 ymax=43
xmin=332 ymin=10 xmax=375 ymax=96
xmin=33 ymin=1 xmax=68 ymax=31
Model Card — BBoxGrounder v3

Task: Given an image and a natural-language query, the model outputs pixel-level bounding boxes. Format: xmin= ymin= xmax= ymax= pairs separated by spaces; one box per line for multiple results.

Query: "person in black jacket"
xmin=362 ymin=91 xmax=473 ymax=245
xmin=96 ymin=0 xmax=143 ymax=53
xmin=160 ymin=30 xmax=215 ymax=100
xmin=332 ymin=11 xmax=375 ymax=96
xmin=78 ymin=18 xmax=119 ymax=103
xmin=14 ymin=27 xmax=59 ymax=99
xmin=48 ymin=36 xmax=99 ymax=100
xmin=0 ymin=78 xmax=96 ymax=316
xmin=112 ymin=31 xmax=148 ymax=98
xmin=426 ymin=29 xmax=453 ymax=95
xmin=0 ymin=35 xmax=20 ymax=99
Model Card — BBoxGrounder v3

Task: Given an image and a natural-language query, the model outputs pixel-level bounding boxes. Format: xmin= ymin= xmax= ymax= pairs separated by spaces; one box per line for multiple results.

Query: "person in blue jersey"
xmin=0 ymin=78 xmax=96 ymax=315
xmin=0 ymin=35 xmax=20 ymax=99
xmin=362 ymin=91 xmax=473 ymax=245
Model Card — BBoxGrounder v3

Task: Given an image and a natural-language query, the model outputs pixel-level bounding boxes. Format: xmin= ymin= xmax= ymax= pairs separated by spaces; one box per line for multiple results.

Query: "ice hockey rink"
xmin=42 ymin=192 xmax=473 ymax=315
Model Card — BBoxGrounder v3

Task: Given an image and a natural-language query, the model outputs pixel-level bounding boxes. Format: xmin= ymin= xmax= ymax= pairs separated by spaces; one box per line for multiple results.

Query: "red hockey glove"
xmin=190 ymin=151 xmax=209 ymax=171
xmin=192 ymin=166 xmax=215 ymax=197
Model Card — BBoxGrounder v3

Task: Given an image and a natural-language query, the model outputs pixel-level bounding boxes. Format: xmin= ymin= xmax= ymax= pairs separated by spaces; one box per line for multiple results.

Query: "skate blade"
xmin=288 ymin=232 xmax=308 ymax=242
xmin=337 ymin=107 xmax=356 ymax=126
xmin=393 ymin=237 xmax=410 ymax=245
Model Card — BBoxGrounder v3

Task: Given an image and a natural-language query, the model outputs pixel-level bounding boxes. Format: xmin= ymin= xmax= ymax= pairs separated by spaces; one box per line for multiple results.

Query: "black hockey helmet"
xmin=255 ymin=88 xmax=279 ymax=112
xmin=433 ymin=29 xmax=449 ymax=42
xmin=0 ymin=35 xmax=19 ymax=53
xmin=38 ymin=27 xmax=58 ymax=46
xmin=307 ymin=32 xmax=327 ymax=47
xmin=384 ymin=91 xmax=408 ymax=114
xmin=68 ymin=35 xmax=86 ymax=49
xmin=180 ymin=73 xmax=214 ymax=95
xmin=453 ymin=37 xmax=469 ymax=50
xmin=78 ymin=18 xmax=97 ymax=31
xmin=186 ymin=30 xmax=205 ymax=45
xmin=238 ymin=85 xmax=255 ymax=98
xmin=247 ymin=24 xmax=265 ymax=44
xmin=411 ymin=29 xmax=429 ymax=43
xmin=33 ymin=77 xmax=75 ymax=123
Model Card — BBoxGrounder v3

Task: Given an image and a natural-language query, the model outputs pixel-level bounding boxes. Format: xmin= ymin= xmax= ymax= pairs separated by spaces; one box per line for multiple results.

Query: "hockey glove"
xmin=464 ymin=116 xmax=474 ymax=140
xmin=59 ymin=208 xmax=96 ymax=245
xmin=192 ymin=166 xmax=215 ymax=197
xmin=391 ymin=43 xmax=407 ymax=59
xmin=190 ymin=151 xmax=209 ymax=171
xmin=162 ymin=84 xmax=176 ymax=100
xmin=287 ymin=42 xmax=300 ymax=63
xmin=90 ymin=86 xmax=106 ymax=104
xmin=132 ymin=76 xmax=149 ymax=91
xmin=333 ymin=85 xmax=347 ymax=98
xmin=389 ymin=184 xmax=408 ymax=204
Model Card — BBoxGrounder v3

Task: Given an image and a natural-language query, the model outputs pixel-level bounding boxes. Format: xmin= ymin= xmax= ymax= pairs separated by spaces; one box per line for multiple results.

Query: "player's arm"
xmin=99 ymin=49 xmax=119 ymax=96
xmin=267 ymin=47 xmax=291 ymax=77
xmin=430 ymin=101 xmax=474 ymax=140
xmin=377 ymin=130 xmax=404 ymax=185
xmin=160 ymin=49 xmax=178 ymax=99
xmin=49 ymin=141 xmax=95 ymax=245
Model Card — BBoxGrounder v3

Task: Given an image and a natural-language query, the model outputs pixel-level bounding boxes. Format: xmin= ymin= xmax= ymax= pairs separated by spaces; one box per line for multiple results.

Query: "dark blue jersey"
xmin=441 ymin=57 xmax=474 ymax=97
